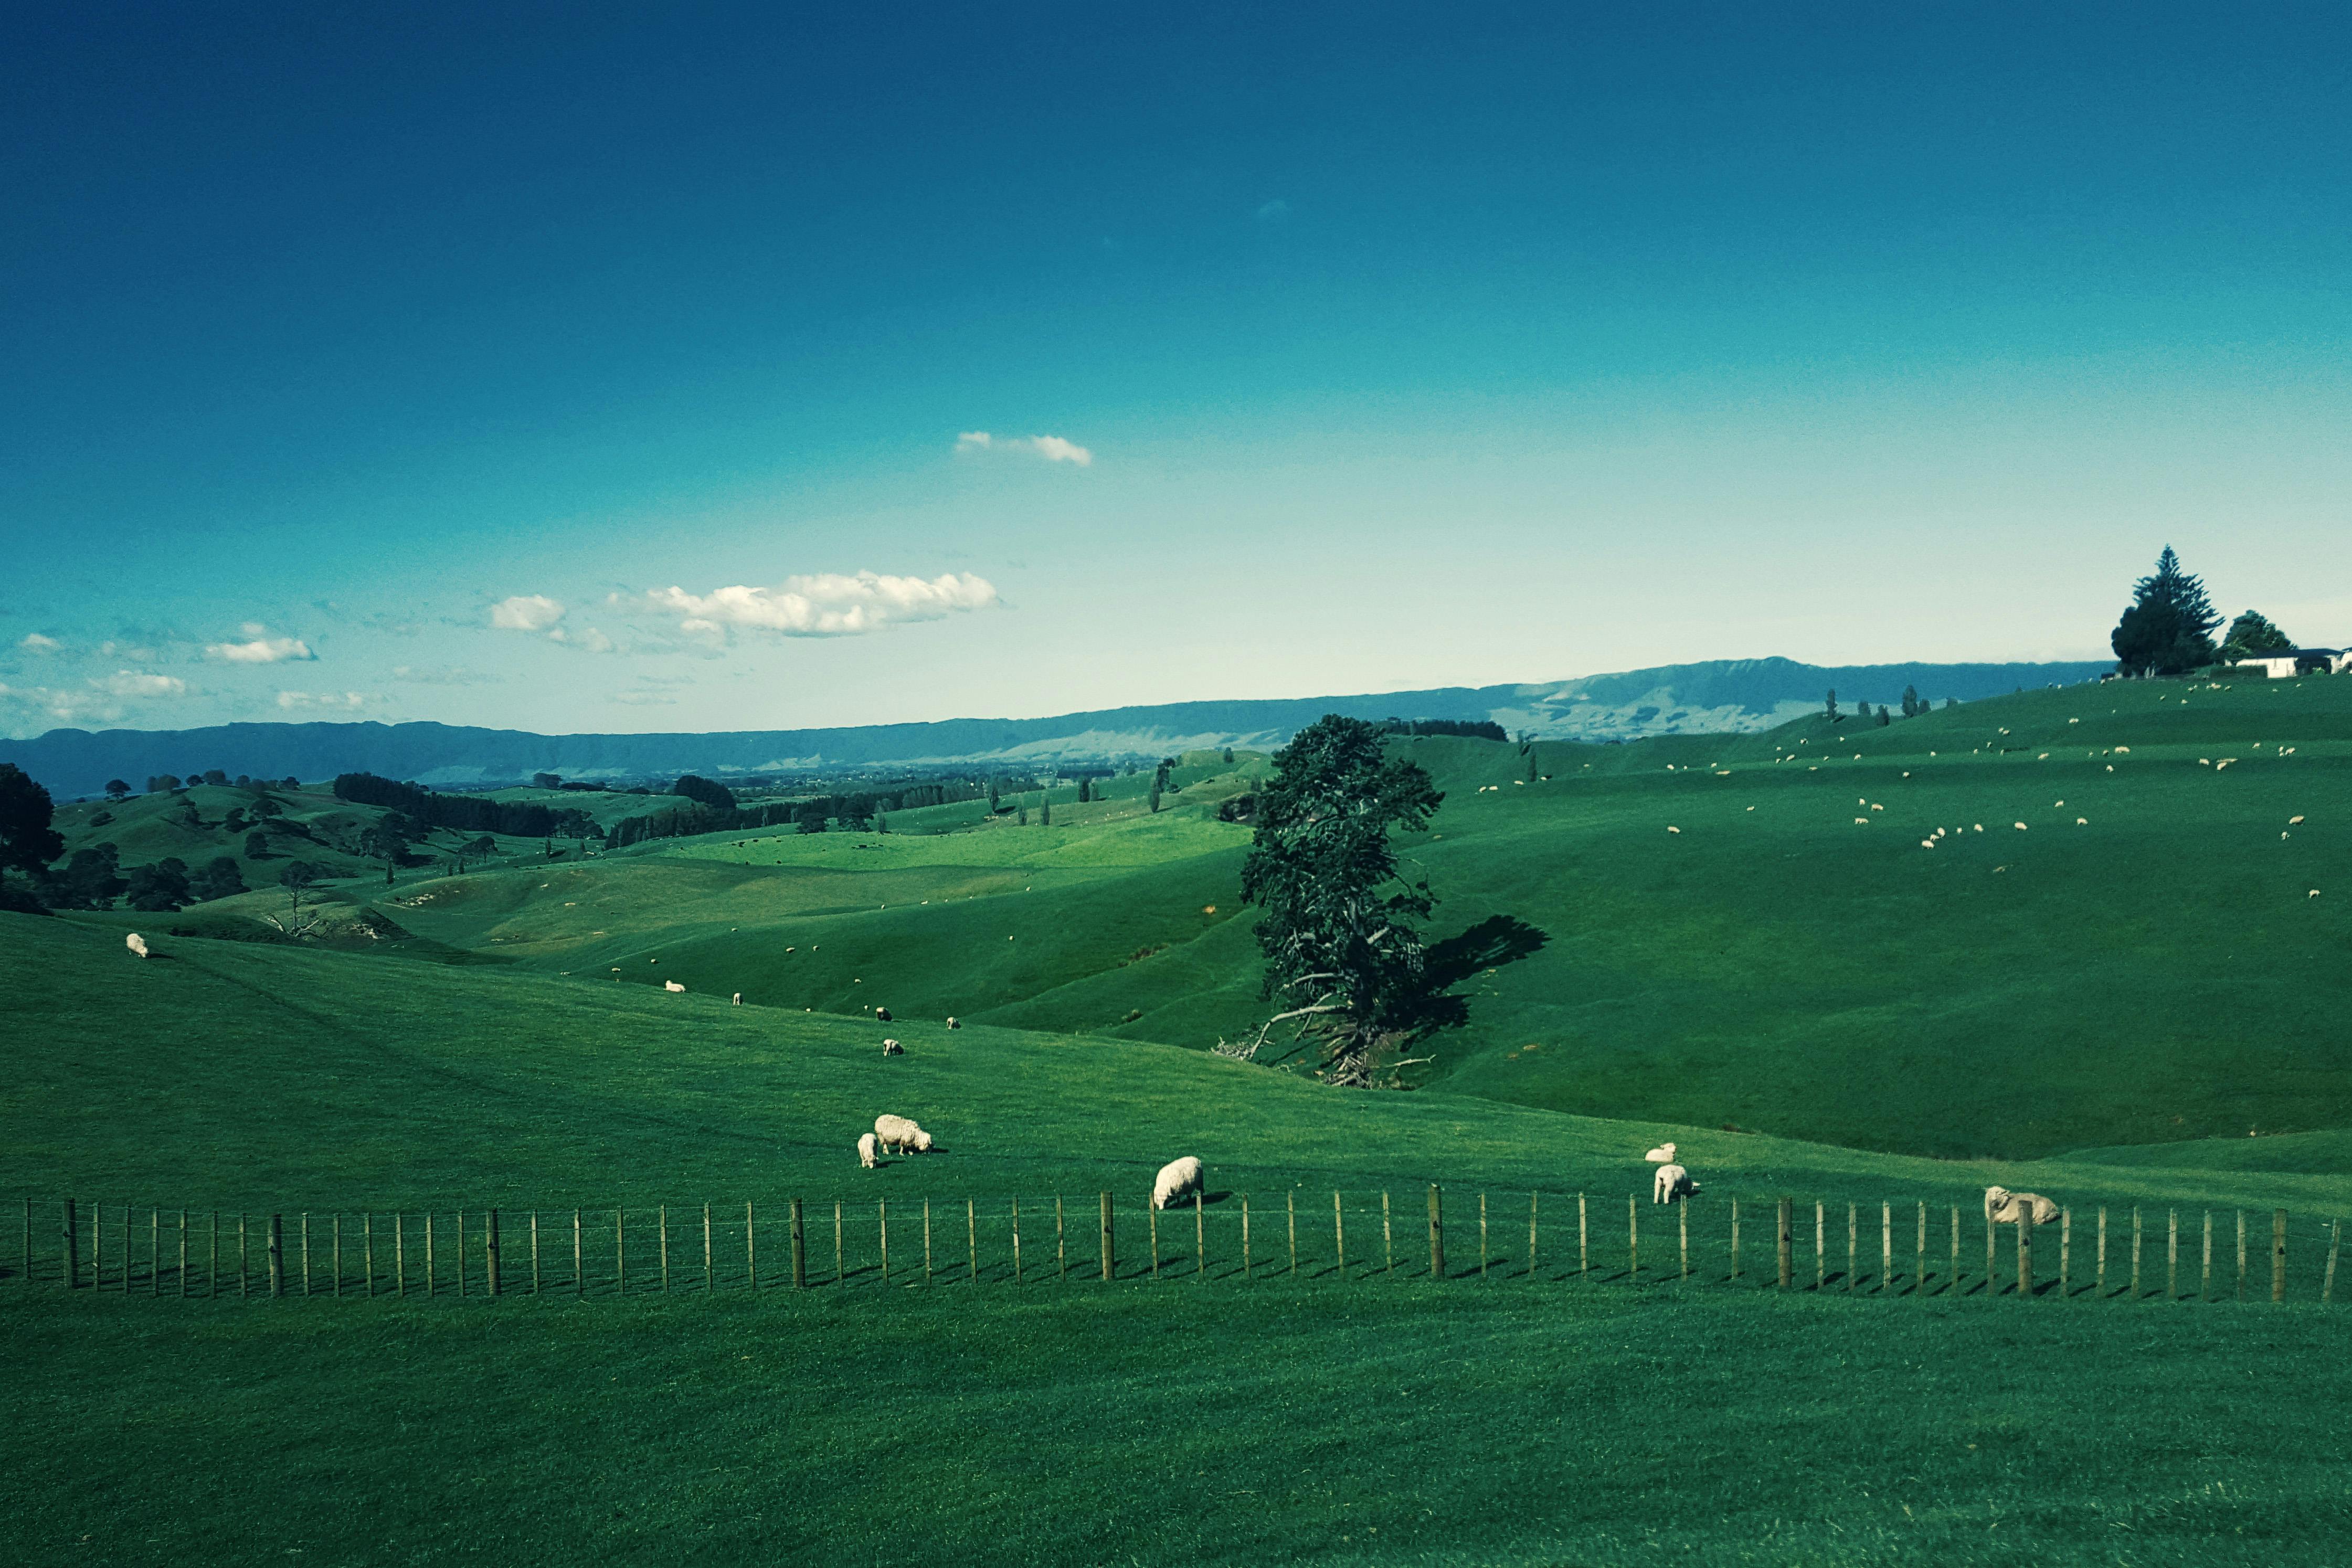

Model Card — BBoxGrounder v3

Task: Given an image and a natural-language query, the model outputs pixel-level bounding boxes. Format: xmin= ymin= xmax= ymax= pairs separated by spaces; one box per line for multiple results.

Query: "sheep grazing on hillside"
xmin=1643 ymin=1141 xmax=1677 ymax=1163
xmin=1652 ymin=1163 xmax=1697 ymax=1204
xmin=2290 ymin=815 xmax=2306 ymax=826
xmin=1153 ymin=1156 xmax=1204 ymax=1210
xmin=857 ymin=1132 xmax=880 ymax=1169
xmin=1983 ymin=1186 xmax=2060 ymax=1226
xmin=124 ymin=933 xmax=149 ymax=960
xmin=663 ymin=980 xmax=686 ymax=993
xmin=875 ymin=1007 xmax=893 ymax=1023
xmin=732 ymin=992 xmax=742 ymax=1006
xmin=881 ymin=1039 xmax=904 ymax=1056
xmin=945 ymin=1016 xmax=960 ymax=1030
xmin=874 ymin=1114 xmax=933 ymax=1155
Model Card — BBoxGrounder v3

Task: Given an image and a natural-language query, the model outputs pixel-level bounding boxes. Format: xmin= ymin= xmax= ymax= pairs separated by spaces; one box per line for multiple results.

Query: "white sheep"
xmin=663 ymin=980 xmax=685 ymax=993
xmin=882 ymin=1039 xmax=904 ymax=1056
xmin=857 ymin=1132 xmax=879 ymax=1169
xmin=946 ymin=1016 xmax=960 ymax=1030
xmin=1643 ymin=1141 xmax=1677 ymax=1163
xmin=732 ymin=992 xmax=742 ymax=1005
xmin=1652 ymin=1163 xmax=1697 ymax=1204
xmin=124 ymin=933 xmax=149 ymax=960
xmin=1983 ymin=1185 xmax=2059 ymax=1225
xmin=1153 ymin=1156 xmax=1204 ymax=1210
xmin=875 ymin=1114 xmax=933 ymax=1155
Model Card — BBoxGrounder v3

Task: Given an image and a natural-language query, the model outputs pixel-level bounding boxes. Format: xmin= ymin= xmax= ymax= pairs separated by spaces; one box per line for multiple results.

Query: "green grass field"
xmin=10 ymin=676 xmax=2352 ymax=1564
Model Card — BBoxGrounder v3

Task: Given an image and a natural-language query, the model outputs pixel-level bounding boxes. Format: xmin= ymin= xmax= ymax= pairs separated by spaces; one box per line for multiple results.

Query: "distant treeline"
xmin=333 ymin=774 xmax=588 ymax=839
xmin=1383 ymin=718 xmax=1508 ymax=741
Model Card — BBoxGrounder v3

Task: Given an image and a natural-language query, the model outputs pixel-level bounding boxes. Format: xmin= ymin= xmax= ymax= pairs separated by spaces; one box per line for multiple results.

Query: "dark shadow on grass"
xmin=1417 ymin=913 xmax=1551 ymax=1031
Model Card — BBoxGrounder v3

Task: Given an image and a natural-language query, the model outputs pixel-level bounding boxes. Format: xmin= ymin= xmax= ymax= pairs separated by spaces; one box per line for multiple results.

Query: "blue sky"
xmin=4 ymin=4 xmax=2347 ymax=737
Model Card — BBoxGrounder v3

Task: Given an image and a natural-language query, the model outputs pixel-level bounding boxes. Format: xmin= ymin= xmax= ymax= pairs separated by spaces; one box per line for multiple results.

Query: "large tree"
xmin=2112 ymin=546 xmax=2221 ymax=676
xmin=1237 ymin=715 xmax=1443 ymax=1086
xmin=0 ymin=762 xmax=63 ymax=912
xmin=2219 ymin=609 xmax=2295 ymax=662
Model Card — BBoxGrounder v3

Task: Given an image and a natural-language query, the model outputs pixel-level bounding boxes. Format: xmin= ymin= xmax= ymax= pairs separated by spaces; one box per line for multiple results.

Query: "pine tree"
xmin=1148 ymin=780 xmax=1162 ymax=813
xmin=1040 ymin=797 xmax=1050 ymax=827
xmin=1824 ymin=689 xmax=1840 ymax=722
xmin=1855 ymin=701 xmax=1871 ymax=721
xmin=1900 ymin=685 xmax=1922 ymax=717
xmin=2112 ymin=546 xmax=2221 ymax=676
xmin=1876 ymin=706 xmax=1891 ymax=726
xmin=2219 ymin=609 xmax=2294 ymax=661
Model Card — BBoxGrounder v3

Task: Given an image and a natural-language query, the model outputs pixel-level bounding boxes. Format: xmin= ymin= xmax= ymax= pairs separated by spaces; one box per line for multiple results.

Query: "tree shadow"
xmin=1418 ymin=913 xmax=1550 ymax=1030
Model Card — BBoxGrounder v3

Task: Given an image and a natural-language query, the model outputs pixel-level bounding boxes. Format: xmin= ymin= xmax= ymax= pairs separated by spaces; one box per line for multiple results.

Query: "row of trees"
xmin=2112 ymin=547 xmax=2302 ymax=677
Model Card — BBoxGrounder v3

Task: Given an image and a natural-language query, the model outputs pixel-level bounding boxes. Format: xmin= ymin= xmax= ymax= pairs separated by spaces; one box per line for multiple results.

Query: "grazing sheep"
xmin=124 ymin=933 xmax=149 ymax=960
xmin=857 ymin=1132 xmax=879 ymax=1169
xmin=875 ymin=1007 xmax=893 ymax=1023
xmin=1667 ymin=825 xmax=1681 ymax=834
xmin=945 ymin=1016 xmax=960 ymax=1030
xmin=2290 ymin=815 xmax=2305 ymax=825
xmin=1643 ymin=1141 xmax=1677 ymax=1163
xmin=663 ymin=980 xmax=686 ymax=993
xmin=874 ymin=1114 xmax=933 ymax=1155
xmin=732 ymin=992 xmax=742 ymax=1005
xmin=1153 ymin=1156 xmax=1204 ymax=1210
xmin=1983 ymin=1185 xmax=2060 ymax=1225
xmin=1652 ymin=1163 xmax=1697 ymax=1204
xmin=882 ymin=1039 xmax=904 ymax=1056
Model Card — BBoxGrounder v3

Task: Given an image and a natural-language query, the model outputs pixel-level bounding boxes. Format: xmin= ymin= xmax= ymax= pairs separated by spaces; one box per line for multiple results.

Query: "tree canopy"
xmin=2220 ymin=609 xmax=2295 ymax=661
xmin=1239 ymin=714 xmax=1443 ymax=1086
xmin=2112 ymin=546 xmax=2222 ymax=676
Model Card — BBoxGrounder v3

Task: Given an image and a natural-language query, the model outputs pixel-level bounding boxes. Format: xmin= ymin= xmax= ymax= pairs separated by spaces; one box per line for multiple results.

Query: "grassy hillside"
xmin=350 ymin=675 xmax=2352 ymax=1161
xmin=6 ymin=906 xmax=2352 ymax=1567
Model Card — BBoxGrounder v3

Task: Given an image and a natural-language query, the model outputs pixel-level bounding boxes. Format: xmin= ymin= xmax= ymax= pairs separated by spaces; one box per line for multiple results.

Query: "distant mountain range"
xmin=5 ymin=656 xmax=2112 ymax=797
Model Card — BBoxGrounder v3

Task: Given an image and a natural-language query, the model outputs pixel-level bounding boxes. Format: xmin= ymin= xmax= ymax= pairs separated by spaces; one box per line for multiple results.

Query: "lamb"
xmin=1153 ymin=1156 xmax=1204 ymax=1210
xmin=882 ymin=1039 xmax=904 ymax=1056
xmin=1983 ymin=1185 xmax=2059 ymax=1225
xmin=124 ymin=933 xmax=149 ymax=960
xmin=875 ymin=1007 xmax=893 ymax=1023
xmin=663 ymin=980 xmax=686 ymax=993
xmin=1652 ymin=1163 xmax=1697 ymax=1204
xmin=857 ymin=1132 xmax=879 ymax=1169
xmin=874 ymin=1114 xmax=933 ymax=1155
xmin=946 ymin=1016 xmax=960 ymax=1030
xmin=1643 ymin=1141 xmax=1677 ymax=1163
xmin=732 ymin=992 xmax=742 ymax=1006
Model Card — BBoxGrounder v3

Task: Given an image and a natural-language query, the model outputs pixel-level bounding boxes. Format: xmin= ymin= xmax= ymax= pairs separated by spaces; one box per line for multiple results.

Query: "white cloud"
xmin=276 ymin=690 xmax=374 ymax=711
xmin=240 ymin=621 xmax=267 ymax=638
xmin=206 ymin=633 xmax=314 ymax=664
xmin=955 ymin=431 xmax=1093 ymax=467
xmin=643 ymin=571 xmax=1000 ymax=640
xmin=392 ymin=665 xmax=500 ymax=686
xmin=18 ymin=632 xmax=60 ymax=652
xmin=490 ymin=594 xmax=566 ymax=632
xmin=98 ymin=671 xmax=188 ymax=697
xmin=547 ymin=626 xmax=615 ymax=653
xmin=609 ymin=690 xmax=678 ymax=705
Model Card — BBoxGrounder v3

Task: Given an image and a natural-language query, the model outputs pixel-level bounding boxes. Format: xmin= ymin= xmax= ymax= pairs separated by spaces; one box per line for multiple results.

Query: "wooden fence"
xmin=12 ymin=1191 xmax=2344 ymax=1305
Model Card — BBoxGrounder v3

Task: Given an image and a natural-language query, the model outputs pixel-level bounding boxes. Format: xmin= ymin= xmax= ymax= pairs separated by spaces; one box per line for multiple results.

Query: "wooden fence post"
xmin=61 ymin=1200 xmax=77 ymax=1290
xmin=616 ymin=1209 xmax=625 ymax=1297
xmin=1817 ymin=1203 xmax=1827 ymax=1290
xmin=94 ymin=1201 xmax=104 ymax=1290
xmin=1730 ymin=1198 xmax=1740 ymax=1281
xmin=2017 ymin=1214 xmax=2032 ymax=1298
xmin=1777 ymin=1199 xmax=1792 ymax=1289
xmin=1100 ymin=1192 xmax=1114 ymax=1283
xmin=2273 ymin=1210 xmax=2287 ymax=1303
xmin=2325 ymin=1219 xmax=2340 ymax=1305
xmin=702 ymin=1203 xmax=713 ymax=1290
xmin=1479 ymin=1193 xmax=1489 ymax=1280
xmin=150 ymin=1210 xmax=159 ymax=1297
xmin=1195 ymin=1191 xmax=1205 ymax=1283
xmin=2131 ymin=1208 xmax=2143 ymax=1299
xmin=241 ymin=1213 xmax=251 ymax=1297
xmin=573 ymin=1210 xmax=582 ymax=1297
xmin=1014 ymin=1199 xmax=1024 ymax=1285
xmin=968 ymin=1199 xmax=978 ymax=1286
xmin=457 ymin=1211 xmax=467 ymax=1299
xmin=2237 ymin=1210 xmax=2247 ymax=1300
xmin=2167 ymin=1210 xmax=2178 ymax=1299
xmin=924 ymin=1201 xmax=934 ymax=1285
xmin=1429 ymin=1186 xmax=1445 ymax=1280
xmin=1338 ymin=1191 xmax=1349 ymax=1278
xmin=2202 ymin=1212 xmax=2212 ymax=1301
xmin=790 ymin=1200 xmax=806 ymax=1289
xmin=1946 ymin=1204 xmax=1956 ymax=1296
xmin=484 ymin=1209 xmax=500 ymax=1297
xmin=1056 ymin=1197 xmax=1065 ymax=1280
xmin=878 ymin=1200 xmax=888 ymax=1286
xmin=1881 ymin=1203 xmax=1891 ymax=1294
xmin=331 ymin=1215 xmax=342 ymax=1299
xmin=422 ymin=1212 xmax=433 ymax=1298
xmin=1149 ymin=1201 xmax=1159 ymax=1280
xmin=1984 ymin=1205 xmax=1995 ymax=1294
xmin=2096 ymin=1207 xmax=2106 ymax=1297
xmin=1524 ymin=1192 xmax=1535 ymax=1280
xmin=833 ymin=1202 xmax=843 ymax=1285
xmin=1577 ymin=1193 xmax=1587 ymax=1278
xmin=1627 ymin=1194 xmax=1639 ymax=1280
xmin=525 ymin=1213 xmax=535 ymax=1296
xmin=744 ymin=1202 xmax=754 ymax=1291
xmin=1242 ymin=1195 xmax=1252 ymax=1278
xmin=659 ymin=1206 xmax=669 ymax=1293
xmin=1915 ymin=1202 xmax=1926 ymax=1295
xmin=1678 ymin=1199 xmax=1688 ymax=1280
xmin=267 ymin=1214 xmax=285 ymax=1298
xmin=2060 ymin=1210 xmax=2071 ymax=1299
xmin=301 ymin=1213 xmax=312 ymax=1297
xmin=1847 ymin=1204 xmax=1857 ymax=1294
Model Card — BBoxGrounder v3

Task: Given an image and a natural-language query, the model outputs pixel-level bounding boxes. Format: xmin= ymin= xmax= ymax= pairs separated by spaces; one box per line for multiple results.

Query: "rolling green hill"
xmin=327 ymin=674 xmax=2352 ymax=1162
